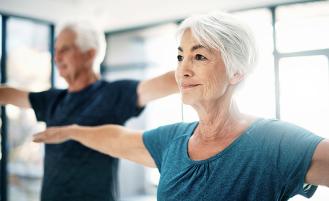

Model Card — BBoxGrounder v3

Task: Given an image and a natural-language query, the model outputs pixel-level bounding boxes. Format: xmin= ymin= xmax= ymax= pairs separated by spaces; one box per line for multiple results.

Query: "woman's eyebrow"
xmin=178 ymin=44 xmax=205 ymax=52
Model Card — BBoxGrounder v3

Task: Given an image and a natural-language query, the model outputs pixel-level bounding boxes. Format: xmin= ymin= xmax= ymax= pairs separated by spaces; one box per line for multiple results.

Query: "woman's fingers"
xmin=33 ymin=127 xmax=68 ymax=144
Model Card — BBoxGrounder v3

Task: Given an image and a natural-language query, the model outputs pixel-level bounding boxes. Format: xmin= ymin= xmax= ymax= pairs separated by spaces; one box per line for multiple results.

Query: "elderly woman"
xmin=33 ymin=12 xmax=329 ymax=201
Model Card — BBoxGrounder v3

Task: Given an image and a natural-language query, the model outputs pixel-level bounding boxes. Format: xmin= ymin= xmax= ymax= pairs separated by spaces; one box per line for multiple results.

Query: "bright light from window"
xmin=280 ymin=55 xmax=329 ymax=201
xmin=276 ymin=1 xmax=329 ymax=53
xmin=234 ymin=9 xmax=276 ymax=118
xmin=279 ymin=55 xmax=329 ymax=137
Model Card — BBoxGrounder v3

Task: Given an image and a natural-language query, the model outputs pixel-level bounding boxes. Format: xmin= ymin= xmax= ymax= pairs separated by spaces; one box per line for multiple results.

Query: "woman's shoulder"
xmin=252 ymin=118 xmax=309 ymax=133
xmin=247 ymin=118 xmax=320 ymax=143
xmin=151 ymin=121 xmax=198 ymax=136
xmin=143 ymin=121 xmax=198 ymax=145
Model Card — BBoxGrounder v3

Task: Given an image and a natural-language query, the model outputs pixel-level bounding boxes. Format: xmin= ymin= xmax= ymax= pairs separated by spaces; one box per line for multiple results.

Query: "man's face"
xmin=54 ymin=29 xmax=89 ymax=80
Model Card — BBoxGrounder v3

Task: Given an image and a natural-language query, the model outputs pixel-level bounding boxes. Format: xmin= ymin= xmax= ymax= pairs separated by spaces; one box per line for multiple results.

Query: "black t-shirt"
xmin=29 ymin=79 xmax=144 ymax=201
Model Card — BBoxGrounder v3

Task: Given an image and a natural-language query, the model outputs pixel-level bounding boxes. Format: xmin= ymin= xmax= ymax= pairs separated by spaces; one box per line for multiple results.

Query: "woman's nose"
xmin=177 ymin=60 xmax=193 ymax=78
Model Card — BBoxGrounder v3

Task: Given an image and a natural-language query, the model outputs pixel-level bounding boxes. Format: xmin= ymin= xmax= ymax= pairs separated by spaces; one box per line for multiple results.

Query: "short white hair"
xmin=177 ymin=12 xmax=258 ymax=79
xmin=60 ymin=22 xmax=106 ymax=73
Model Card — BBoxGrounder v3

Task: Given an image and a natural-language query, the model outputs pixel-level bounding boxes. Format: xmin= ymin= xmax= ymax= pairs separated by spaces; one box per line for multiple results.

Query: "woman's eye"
xmin=177 ymin=55 xmax=183 ymax=62
xmin=195 ymin=54 xmax=207 ymax=61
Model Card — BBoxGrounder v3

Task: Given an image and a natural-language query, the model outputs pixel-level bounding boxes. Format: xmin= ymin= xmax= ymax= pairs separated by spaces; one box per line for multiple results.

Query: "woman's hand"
xmin=33 ymin=125 xmax=78 ymax=144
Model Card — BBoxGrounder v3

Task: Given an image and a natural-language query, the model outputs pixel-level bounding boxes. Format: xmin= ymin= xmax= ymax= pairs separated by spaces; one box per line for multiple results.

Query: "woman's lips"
xmin=180 ymin=83 xmax=201 ymax=89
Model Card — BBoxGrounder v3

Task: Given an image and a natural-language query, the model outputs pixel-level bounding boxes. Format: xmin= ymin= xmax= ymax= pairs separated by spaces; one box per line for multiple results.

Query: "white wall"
xmin=0 ymin=0 xmax=306 ymax=31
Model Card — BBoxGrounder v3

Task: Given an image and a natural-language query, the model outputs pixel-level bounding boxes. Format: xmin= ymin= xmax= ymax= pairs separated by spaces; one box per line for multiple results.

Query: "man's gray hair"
xmin=60 ymin=22 xmax=106 ymax=73
xmin=177 ymin=12 xmax=258 ymax=79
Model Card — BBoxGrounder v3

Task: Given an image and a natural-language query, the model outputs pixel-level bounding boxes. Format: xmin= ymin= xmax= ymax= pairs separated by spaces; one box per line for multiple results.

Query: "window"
xmin=234 ymin=9 xmax=276 ymax=118
xmin=279 ymin=56 xmax=329 ymax=136
xmin=6 ymin=17 xmax=52 ymax=201
xmin=276 ymin=1 xmax=329 ymax=53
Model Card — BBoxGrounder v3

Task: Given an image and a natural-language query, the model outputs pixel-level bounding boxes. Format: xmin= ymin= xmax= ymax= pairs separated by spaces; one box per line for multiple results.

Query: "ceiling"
xmin=0 ymin=0 xmax=306 ymax=32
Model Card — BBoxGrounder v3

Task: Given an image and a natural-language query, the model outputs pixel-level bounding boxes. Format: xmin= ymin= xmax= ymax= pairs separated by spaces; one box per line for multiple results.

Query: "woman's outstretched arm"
xmin=306 ymin=139 xmax=329 ymax=187
xmin=33 ymin=124 xmax=156 ymax=168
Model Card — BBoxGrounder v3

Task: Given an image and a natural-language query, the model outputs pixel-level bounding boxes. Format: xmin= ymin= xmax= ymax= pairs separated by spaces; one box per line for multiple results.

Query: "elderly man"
xmin=0 ymin=23 xmax=178 ymax=201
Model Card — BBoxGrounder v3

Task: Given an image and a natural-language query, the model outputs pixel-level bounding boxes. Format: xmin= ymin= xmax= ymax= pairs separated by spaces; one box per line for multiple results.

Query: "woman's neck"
xmin=195 ymin=99 xmax=244 ymax=141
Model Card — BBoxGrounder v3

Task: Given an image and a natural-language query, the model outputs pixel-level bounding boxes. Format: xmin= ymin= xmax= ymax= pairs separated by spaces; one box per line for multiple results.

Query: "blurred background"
xmin=0 ymin=0 xmax=328 ymax=200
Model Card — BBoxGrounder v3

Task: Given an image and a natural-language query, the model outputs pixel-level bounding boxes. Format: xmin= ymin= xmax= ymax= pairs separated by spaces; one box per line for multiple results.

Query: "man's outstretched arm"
xmin=137 ymin=71 xmax=178 ymax=107
xmin=0 ymin=86 xmax=31 ymax=108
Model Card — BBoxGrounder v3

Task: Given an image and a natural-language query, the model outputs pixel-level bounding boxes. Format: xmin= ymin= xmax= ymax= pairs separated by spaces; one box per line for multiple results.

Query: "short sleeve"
xmin=268 ymin=121 xmax=324 ymax=198
xmin=28 ymin=89 xmax=61 ymax=122
xmin=109 ymin=80 xmax=144 ymax=121
xmin=142 ymin=123 xmax=195 ymax=172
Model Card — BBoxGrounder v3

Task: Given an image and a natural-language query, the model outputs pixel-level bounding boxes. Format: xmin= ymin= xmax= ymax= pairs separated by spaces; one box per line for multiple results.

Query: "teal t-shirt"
xmin=142 ymin=119 xmax=323 ymax=201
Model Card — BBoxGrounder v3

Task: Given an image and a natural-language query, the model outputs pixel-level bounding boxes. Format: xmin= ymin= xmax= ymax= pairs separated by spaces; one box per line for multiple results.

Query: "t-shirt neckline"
xmin=184 ymin=118 xmax=264 ymax=164
xmin=66 ymin=80 xmax=103 ymax=96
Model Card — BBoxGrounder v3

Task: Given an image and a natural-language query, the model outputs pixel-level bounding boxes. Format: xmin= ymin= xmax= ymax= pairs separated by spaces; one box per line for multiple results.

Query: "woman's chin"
xmin=181 ymin=96 xmax=197 ymax=106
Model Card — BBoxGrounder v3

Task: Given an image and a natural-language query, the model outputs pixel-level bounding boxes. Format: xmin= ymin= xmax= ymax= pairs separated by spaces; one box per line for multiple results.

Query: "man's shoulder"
xmin=99 ymin=79 xmax=140 ymax=96
xmin=105 ymin=79 xmax=139 ymax=87
xmin=29 ymin=88 xmax=65 ymax=97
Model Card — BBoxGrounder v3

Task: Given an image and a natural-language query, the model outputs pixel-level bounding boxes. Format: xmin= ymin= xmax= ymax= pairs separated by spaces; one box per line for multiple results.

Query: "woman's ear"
xmin=230 ymin=72 xmax=244 ymax=85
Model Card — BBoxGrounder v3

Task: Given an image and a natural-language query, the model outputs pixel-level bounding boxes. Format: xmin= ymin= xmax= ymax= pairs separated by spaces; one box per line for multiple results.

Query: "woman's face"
xmin=175 ymin=29 xmax=234 ymax=106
